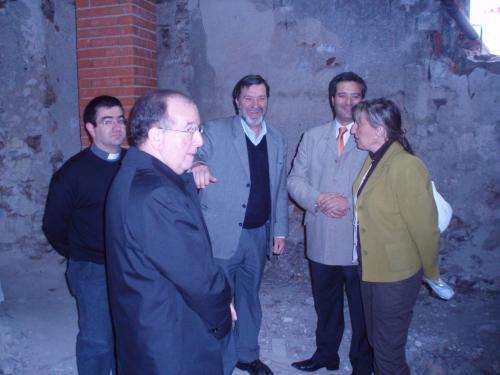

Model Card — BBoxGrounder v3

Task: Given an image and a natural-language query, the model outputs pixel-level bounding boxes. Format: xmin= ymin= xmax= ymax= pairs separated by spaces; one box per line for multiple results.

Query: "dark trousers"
xmin=361 ymin=269 xmax=422 ymax=375
xmin=216 ymin=226 xmax=268 ymax=374
xmin=309 ymin=261 xmax=373 ymax=375
xmin=66 ymin=260 xmax=115 ymax=375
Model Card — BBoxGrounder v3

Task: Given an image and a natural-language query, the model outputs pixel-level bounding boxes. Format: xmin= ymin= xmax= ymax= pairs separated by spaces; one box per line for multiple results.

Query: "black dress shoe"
xmin=291 ymin=358 xmax=339 ymax=372
xmin=236 ymin=359 xmax=273 ymax=375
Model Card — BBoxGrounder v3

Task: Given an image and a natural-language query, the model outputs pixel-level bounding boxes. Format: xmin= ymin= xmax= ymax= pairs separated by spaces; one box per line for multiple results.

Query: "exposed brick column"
xmin=76 ymin=0 xmax=157 ymax=147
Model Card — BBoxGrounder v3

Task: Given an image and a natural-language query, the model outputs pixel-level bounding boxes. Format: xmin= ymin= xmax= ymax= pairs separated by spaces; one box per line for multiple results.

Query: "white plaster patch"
xmin=295 ymin=17 xmax=339 ymax=48
xmin=316 ymin=43 xmax=336 ymax=54
xmin=200 ymin=0 xmax=274 ymax=82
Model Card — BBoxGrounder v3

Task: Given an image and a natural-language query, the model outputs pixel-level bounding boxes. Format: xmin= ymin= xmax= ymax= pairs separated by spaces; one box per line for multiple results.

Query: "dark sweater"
xmin=243 ymin=136 xmax=271 ymax=229
xmin=42 ymin=147 xmax=125 ymax=263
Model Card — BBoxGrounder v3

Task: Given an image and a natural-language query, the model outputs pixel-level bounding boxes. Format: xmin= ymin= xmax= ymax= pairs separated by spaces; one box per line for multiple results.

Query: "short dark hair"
xmin=129 ymin=89 xmax=194 ymax=146
xmin=232 ymin=75 xmax=270 ymax=114
xmin=328 ymin=72 xmax=367 ymax=100
xmin=83 ymin=95 xmax=123 ymax=126
xmin=353 ymin=98 xmax=414 ymax=154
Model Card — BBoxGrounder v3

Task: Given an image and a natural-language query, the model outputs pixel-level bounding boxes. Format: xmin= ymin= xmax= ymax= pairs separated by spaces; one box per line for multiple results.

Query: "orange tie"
xmin=337 ymin=126 xmax=348 ymax=156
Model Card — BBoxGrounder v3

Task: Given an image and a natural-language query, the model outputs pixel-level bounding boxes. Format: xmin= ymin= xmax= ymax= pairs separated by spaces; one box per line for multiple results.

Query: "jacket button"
xmin=242 ymin=204 xmax=246 ymax=208
xmin=246 ymin=183 xmax=250 ymax=187
xmin=238 ymin=223 xmax=243 ymax=227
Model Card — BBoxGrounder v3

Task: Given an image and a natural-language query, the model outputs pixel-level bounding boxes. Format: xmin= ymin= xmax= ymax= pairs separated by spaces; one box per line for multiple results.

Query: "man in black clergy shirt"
xmin=43 ymin=95 xmax=127 ymax=375
xmin=105 ymin=90 xmax=233 ymax=375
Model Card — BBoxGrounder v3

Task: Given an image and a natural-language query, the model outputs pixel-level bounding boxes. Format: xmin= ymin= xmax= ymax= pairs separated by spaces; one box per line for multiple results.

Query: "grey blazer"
xmin=288 ymin=122 xmax=367 ymax=266
xmin=196 ymin=116 xmax=288 ymax=259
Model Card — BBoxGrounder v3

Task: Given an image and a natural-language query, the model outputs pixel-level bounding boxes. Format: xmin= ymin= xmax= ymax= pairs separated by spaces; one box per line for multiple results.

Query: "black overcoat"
xmin=106 ymin=147 xmax=231 ymax=375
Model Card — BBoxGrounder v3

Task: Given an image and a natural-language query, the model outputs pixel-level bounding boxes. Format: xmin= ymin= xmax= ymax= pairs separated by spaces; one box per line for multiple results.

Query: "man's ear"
xmin=148 ymin=127 xmax=163 ymax=148
xmin=85 ymin=122 xmax=96 ymax=139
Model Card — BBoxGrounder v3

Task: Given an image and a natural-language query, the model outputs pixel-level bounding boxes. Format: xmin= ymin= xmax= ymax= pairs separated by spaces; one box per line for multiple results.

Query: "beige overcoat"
xmin=288 ymin=122 xmax=367 ymax=265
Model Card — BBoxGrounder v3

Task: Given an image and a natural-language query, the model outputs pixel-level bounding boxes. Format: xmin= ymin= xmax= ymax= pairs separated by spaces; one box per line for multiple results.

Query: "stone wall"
xmin=0 ymin=0 xmax=497 ymax=291
xmin=0 ymin=0 xmax=79 ymax=256
xmin=157 ymin=0 xmax=500 ymax=290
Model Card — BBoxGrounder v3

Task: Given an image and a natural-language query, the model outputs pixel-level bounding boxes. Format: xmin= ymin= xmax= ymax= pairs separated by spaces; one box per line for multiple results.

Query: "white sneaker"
xmin=424 ymin=277 xmax=455 ymax=300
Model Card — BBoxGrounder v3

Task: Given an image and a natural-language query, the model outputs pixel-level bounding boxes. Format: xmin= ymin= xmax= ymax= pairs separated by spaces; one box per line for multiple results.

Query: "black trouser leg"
xmin=309 ymin=261 xmax=345 ymax=366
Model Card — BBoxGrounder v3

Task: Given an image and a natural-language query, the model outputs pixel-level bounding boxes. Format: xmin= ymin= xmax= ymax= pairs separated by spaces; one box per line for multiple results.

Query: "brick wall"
xmin=76 ymin=0 xmax=157 ymax=147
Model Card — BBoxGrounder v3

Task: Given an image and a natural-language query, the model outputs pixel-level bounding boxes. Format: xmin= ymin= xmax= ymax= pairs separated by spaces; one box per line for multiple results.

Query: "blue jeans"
xmin=66 ymin=260 xmax=115 ymax=375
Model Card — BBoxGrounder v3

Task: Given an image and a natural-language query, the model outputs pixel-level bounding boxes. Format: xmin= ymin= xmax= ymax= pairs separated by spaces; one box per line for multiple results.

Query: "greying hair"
xmin=232 ymin=74 xmax=270 ymax=114
xmin=353 ymin=98 xmax=414 ymax=155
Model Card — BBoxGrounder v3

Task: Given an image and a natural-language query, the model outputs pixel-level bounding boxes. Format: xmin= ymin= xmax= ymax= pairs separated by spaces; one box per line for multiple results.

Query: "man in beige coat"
xmin=288 ymin=72 xmax=373 ymax=374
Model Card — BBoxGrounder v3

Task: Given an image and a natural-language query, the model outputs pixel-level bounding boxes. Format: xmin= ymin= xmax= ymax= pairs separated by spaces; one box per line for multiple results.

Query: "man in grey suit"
xmin=192 ymin=74 xmax=288 ymax=375
xmin=288 ymin=72 xmax=373 ymax=374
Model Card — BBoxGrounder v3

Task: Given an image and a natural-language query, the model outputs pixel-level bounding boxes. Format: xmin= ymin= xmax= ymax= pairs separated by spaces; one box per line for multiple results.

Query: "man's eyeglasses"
xmin=161 ymin=126 xmax=204 ymax=137
xmin=98 ymin=118 xmax=126 ymax=126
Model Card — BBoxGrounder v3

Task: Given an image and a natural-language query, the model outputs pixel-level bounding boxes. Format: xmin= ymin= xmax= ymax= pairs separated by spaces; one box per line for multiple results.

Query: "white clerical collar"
xmin=91 ymin=144 xmax=121 ymax=161
xmin=240 ymin=117 xmax=268 ymax=146
xmin=107 ymin=152 xmax=121 ymax=161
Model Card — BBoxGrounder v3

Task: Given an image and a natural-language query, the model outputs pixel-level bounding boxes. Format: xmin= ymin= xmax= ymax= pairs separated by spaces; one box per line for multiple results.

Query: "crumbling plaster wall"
xmin=157 ymin=0 xmax=499 ymax=290
xmin=0 ymin=0 xmax=79 ymax=255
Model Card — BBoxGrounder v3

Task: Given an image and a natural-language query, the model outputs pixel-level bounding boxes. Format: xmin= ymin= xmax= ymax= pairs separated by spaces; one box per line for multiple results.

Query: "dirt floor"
xmin=1 ymin=246 xmax=499 ymax=375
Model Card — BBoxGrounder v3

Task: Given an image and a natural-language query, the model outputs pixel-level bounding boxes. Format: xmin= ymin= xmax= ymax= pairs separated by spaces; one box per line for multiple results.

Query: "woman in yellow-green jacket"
xmin=351 ymin=98 xmax=440 ymax=375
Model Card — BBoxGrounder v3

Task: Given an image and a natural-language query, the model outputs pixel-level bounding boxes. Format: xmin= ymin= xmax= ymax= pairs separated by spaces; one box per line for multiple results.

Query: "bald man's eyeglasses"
xmin=161 ymin=126 xmax=203 ymax=137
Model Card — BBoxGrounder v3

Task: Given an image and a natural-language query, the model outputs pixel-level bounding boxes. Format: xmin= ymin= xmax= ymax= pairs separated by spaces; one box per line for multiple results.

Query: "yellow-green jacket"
xmin=353 ymin=142 xmax=440 ymax=282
